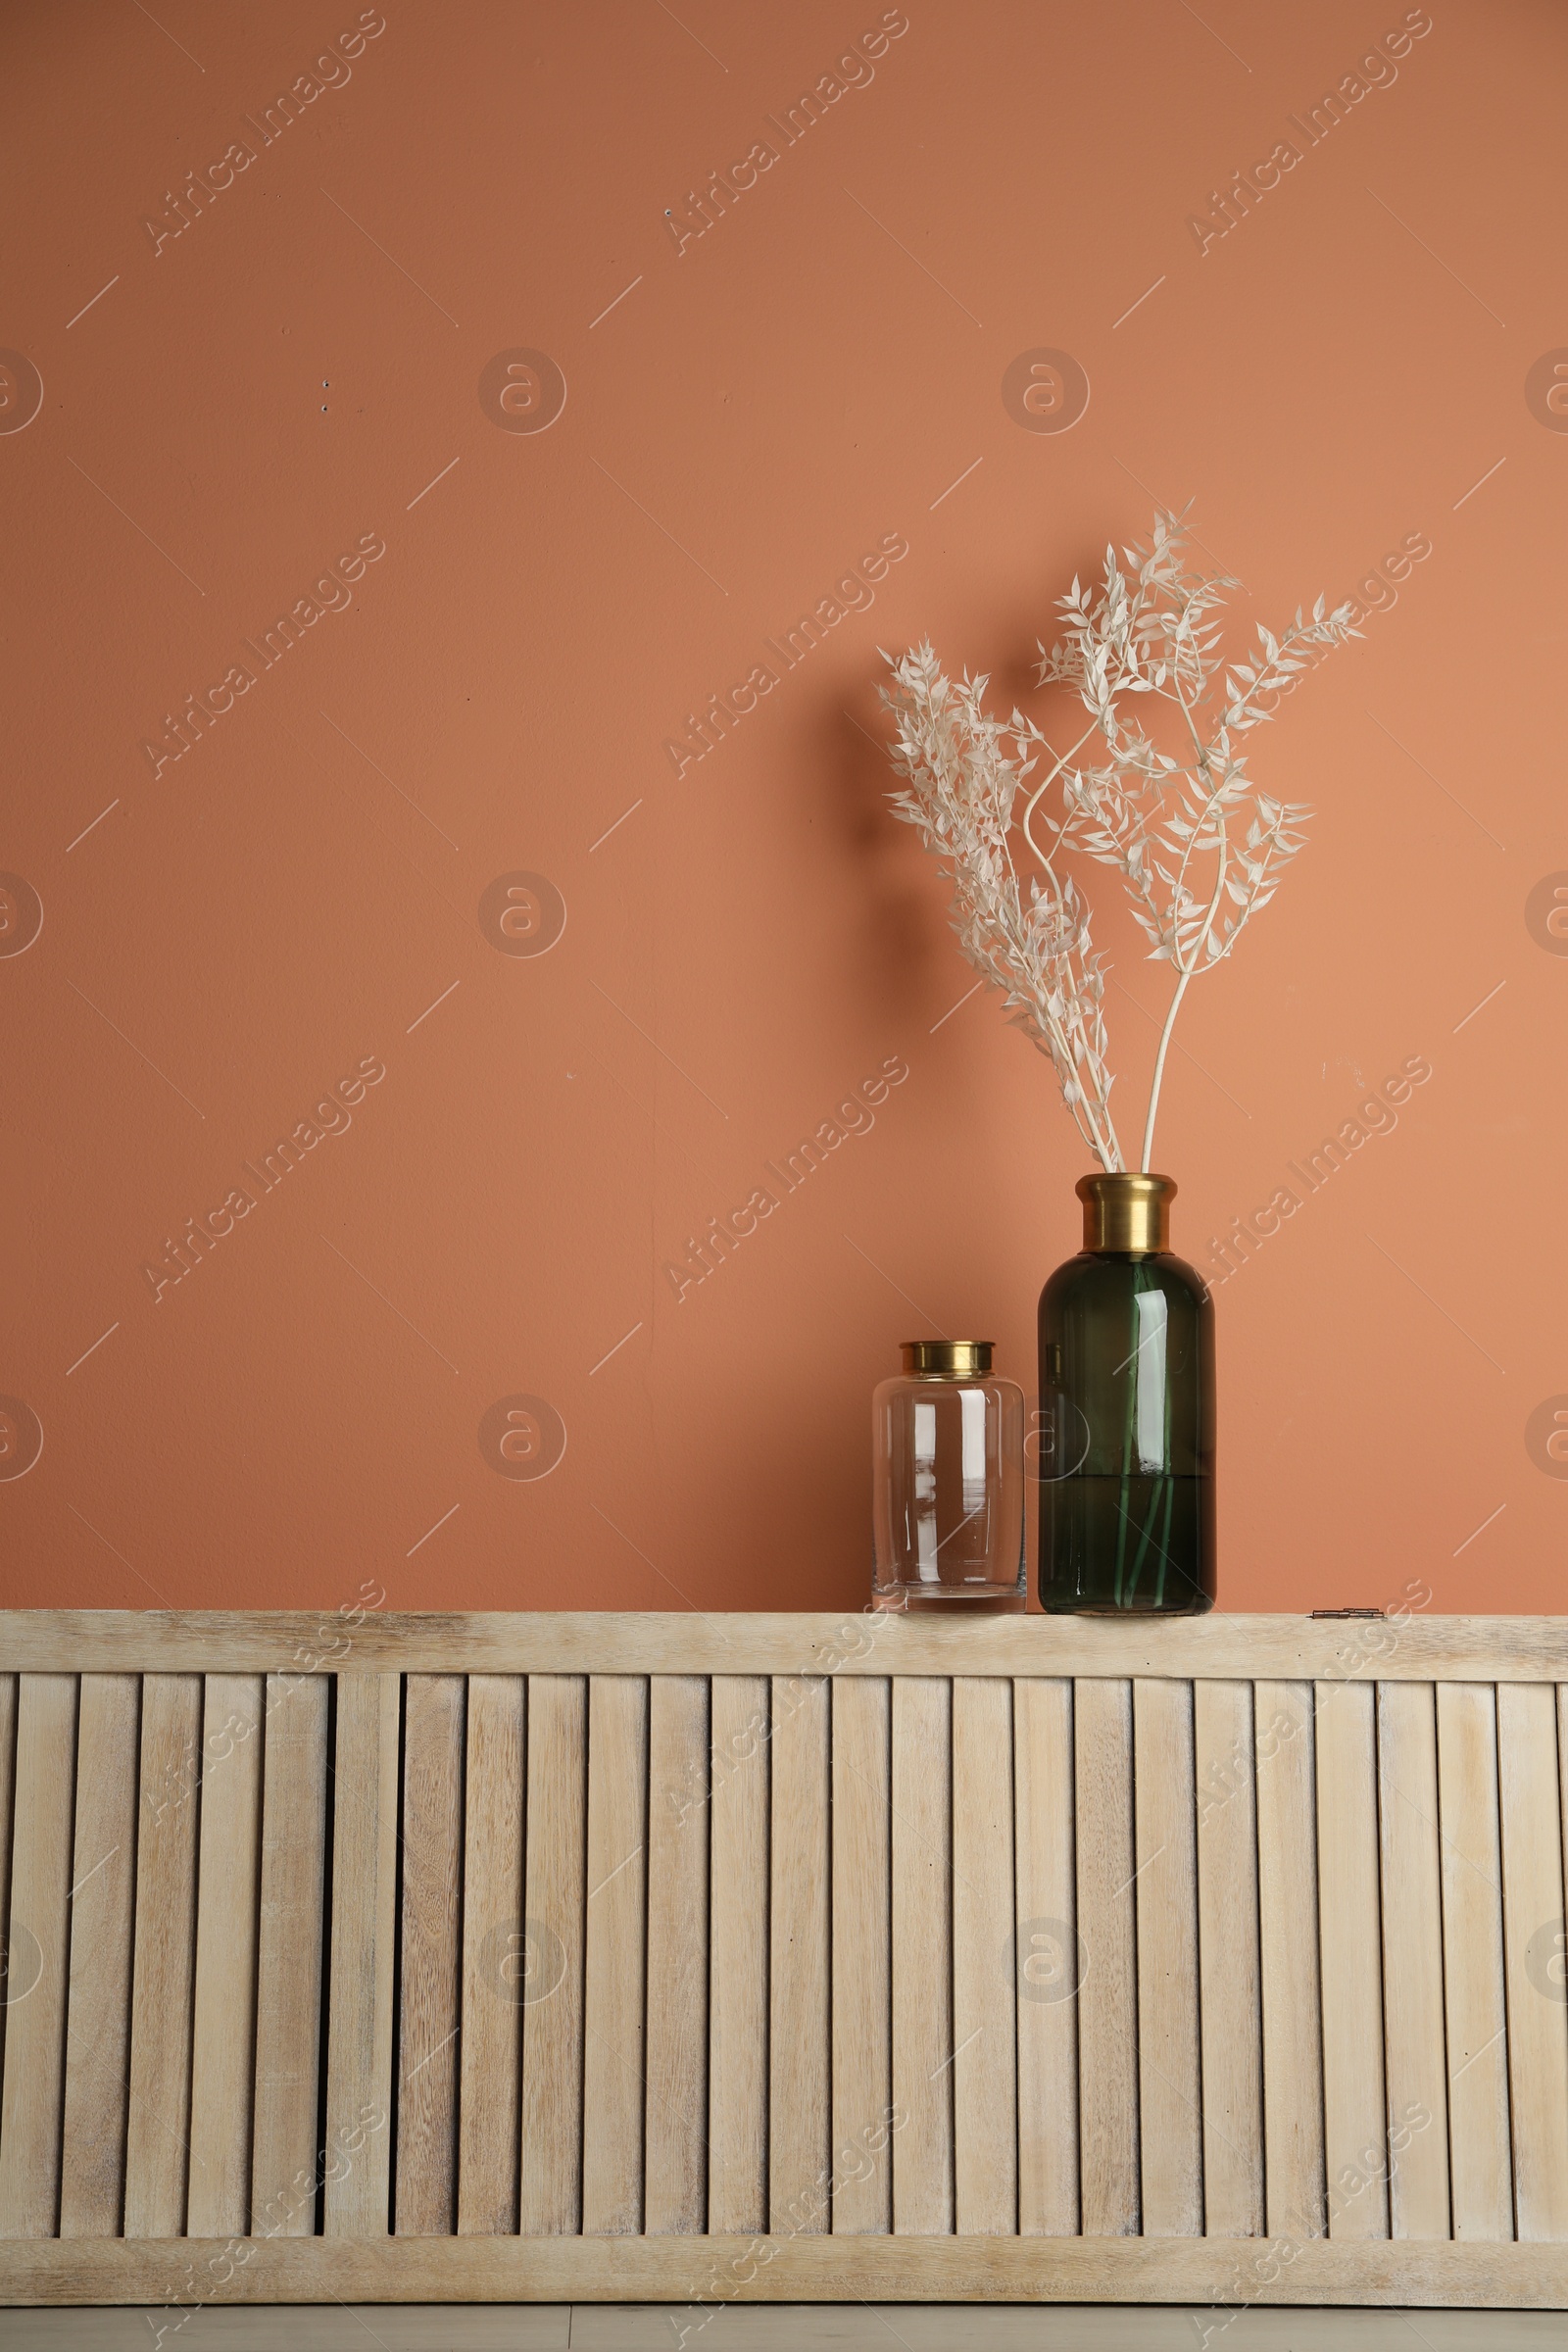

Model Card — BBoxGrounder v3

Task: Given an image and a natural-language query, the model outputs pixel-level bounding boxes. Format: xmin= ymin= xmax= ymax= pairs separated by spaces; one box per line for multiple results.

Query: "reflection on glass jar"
xmin=872 ymin=1341 xmax=1025 ymax=1604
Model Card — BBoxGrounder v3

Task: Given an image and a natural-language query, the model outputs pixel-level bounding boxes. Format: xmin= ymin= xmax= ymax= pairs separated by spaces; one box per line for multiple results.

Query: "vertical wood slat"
xmin=123 ymin=1676 xmax=201 ymax=2236
xmin=324 ymin=1673 xmax=400 ymax=2237
xmin=1075 ymin=1677 xmax=1139 ymax=2236
xmin=396 ymin=1675 xmax=466 ymax=2236
xmin=251 ymin=1674 xmax=329 ymax=2238
xmin=1315 ymin=1681 xmax=1390 ymax=2240
xmin=582 ymin=1675 xmax=649 ymax=2234
xmin=645 ymin=1675 xmax=710 ymax=2235
xmin=458 ymin=1675 xmax=525 ymax=2235
xmin=1376 ymin=1682 xmax=1451 ymax=2238
xmin=952 ymin=1677 xmax=1015 ymax=2235
xmin=1496 ymin=1683 xmax=1568 ymax=2238
xmin=0 ymin=1674 xmax=78 ymax=2235
xmin=518 ymin=1675 xmax=587 ymax=2235
xmin=1254 ymin=1679 xmax=1325 ymax=2243
xmin=891 ymin=1676 xmax=953 ymax=2235
xmin=59 ymin=1676 xmax=140 ymax=2235
xmin=187 ymin=1675 xmax=264 ymax=2236
xmin=1436 ymin=1681 xmax=1513 ymax=2239
xmin=831 ymin=1677 xmax=891 ymax=2235
xmin=707 ymin=1676 xmax=768 ymax=2235
xmin=1558 ymin=1690 xmax=1568 ymax=2165
xmin=0 ymin=1679 xmax=15 ymax=2173
xmin=1134 ymin=1678 xmax=1201 ymax=2237
xmin=1013 ymin=1677 xmax=1078 ymax=2237
xmin=1194 ymin=1679 xmax=1263 ymax=2238
xmin=769 ymin=1674 xmax=831 ymax=2235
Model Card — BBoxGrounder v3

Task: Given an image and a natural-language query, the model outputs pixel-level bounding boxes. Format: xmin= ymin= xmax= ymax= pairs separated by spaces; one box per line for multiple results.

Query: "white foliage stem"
xmin=1141 ymin=966 xmax=1190 ymax=1175
xmin=1142 ymin=780 xmax=1230 ymax=1171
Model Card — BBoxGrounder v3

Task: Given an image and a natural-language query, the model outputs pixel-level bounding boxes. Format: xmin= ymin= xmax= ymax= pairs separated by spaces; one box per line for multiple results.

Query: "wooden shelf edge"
xmin=1 ymin=1609 xmax=1565 ymax=1681
xmin=1 ymin=2233 xmax=1564 ymax=2308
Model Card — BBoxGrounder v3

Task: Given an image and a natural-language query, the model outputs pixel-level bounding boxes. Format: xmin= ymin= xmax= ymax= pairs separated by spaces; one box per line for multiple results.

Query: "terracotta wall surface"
xmin=2 ymin=0 xmax=1564 ymax=1614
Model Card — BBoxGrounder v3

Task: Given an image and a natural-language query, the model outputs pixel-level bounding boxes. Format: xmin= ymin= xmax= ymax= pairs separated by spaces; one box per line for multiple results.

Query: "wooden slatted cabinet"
xmin=2 ymin=1613 xmax=1568 ymax=2310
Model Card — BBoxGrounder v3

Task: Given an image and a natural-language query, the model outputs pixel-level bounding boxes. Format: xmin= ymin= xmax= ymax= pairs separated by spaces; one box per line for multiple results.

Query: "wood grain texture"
xmin=1376 ymin=1680 xmax=1451 ymax=2239
xmin=11 ymin=1609 xmax=1568 ymax=1682
xmin=1074 ymin=1677 xmax=1138 ymax=2237
xmin=951 ymin=1677 xmax=1015 ymax=2236
xmin=707 ymin=1675 xmax=768 ymax=2236
xmin=187 ymin=1674 xmax=264 ymax=2236
xmin=14 ymin=2230 xmax=1567 ymax=2307
xmin=1194 ymin=1678 xmax=1263 ymax=2239
xmin=0 ymin=1673 xmax=77 ymax=2235
xmin=582 ymin=1675 xmax=649 ymax=2235
xmin=768 ymin=1674 xmax=831 ymax=2236
xmin=58 ymin=1675 xmax=139 ymax=2235
xmin=324 ymin=1672 xmax=400 ymax=2238
xmin=830 ymin=1675 xmax=892 ymax=2235
xmin=20 ymin=1623 xmax=1568 ymax=2309
xmin=0 ymin=1678 xmax=15 ymax=2181
xmin=251 ymin=1672 xmax=329 ymax=2239
xmin=1559 ymin=1689 xmax=1568 ymax=2162
xmin=1253 ymin=1679 xmax=1325 ymax=2244
xmin=1436 ymin=1681 xmax=1513 ymax=2240
xmin=397 ymin=1674 xmax=466 ymax=2236
xmin=1495 ymin=1682 xmax=1568 ymax=2238
xmin=458 ymin=1675 xmax=526 ymax=2235
xmin=891 ymin=1676 xmax=953 ymax=2236
xmin=518 ymin=1675 xmax=587 ymax=2236
xmin=1012 ymin=1676 xmax=1078 ymax=2237
xmin=1133 ymin=1677 xmax=1201 ymax=2237
xmin=122 ymin=1675 xmax=201 ymax=2235
xmin=644 ymin=1674 xmax=709 ymax=2235
xmin=1313 ymin=1680 xmax=1389 ymax=2241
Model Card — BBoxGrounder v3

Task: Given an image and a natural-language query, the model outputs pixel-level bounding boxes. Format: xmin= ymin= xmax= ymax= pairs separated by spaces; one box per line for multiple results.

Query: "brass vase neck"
xmin=1078 ymin=1173 xmax=1175 ymax=1254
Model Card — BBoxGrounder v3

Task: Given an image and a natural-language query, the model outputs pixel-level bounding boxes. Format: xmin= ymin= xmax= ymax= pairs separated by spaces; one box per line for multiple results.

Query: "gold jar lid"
xmin=901 ymin=1340 xmax=993 ymax=1378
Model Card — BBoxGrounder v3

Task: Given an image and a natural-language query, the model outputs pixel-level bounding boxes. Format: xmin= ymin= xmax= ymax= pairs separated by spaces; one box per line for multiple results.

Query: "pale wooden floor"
xmin=3 ymin=2309 xmax=1564 ymax=2349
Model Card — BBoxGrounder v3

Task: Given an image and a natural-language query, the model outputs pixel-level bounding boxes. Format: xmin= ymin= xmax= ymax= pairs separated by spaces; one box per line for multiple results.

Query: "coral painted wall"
xmin=3 ymin=0 xmax=1564 ymax=1613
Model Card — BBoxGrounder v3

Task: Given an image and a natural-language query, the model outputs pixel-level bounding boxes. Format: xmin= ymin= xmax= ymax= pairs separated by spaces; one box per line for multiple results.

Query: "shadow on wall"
xmin=820 ymin=674 xmax=939 ymax=1018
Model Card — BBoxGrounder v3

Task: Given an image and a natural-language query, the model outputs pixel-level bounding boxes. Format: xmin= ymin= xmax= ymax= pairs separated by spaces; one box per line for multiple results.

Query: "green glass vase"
xmin=1037 ymin=1173 xmax=1215 ymax=1614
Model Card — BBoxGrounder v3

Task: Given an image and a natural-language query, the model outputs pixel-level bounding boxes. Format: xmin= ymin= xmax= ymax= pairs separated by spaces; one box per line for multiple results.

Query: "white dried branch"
xmin=881 ymin=506 xmax=1358 ymax=1172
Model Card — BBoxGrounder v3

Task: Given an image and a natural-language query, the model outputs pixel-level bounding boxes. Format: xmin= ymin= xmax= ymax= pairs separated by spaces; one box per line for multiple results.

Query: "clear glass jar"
xmin=872 ymin=1341 xmax=1025 ymax=1604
